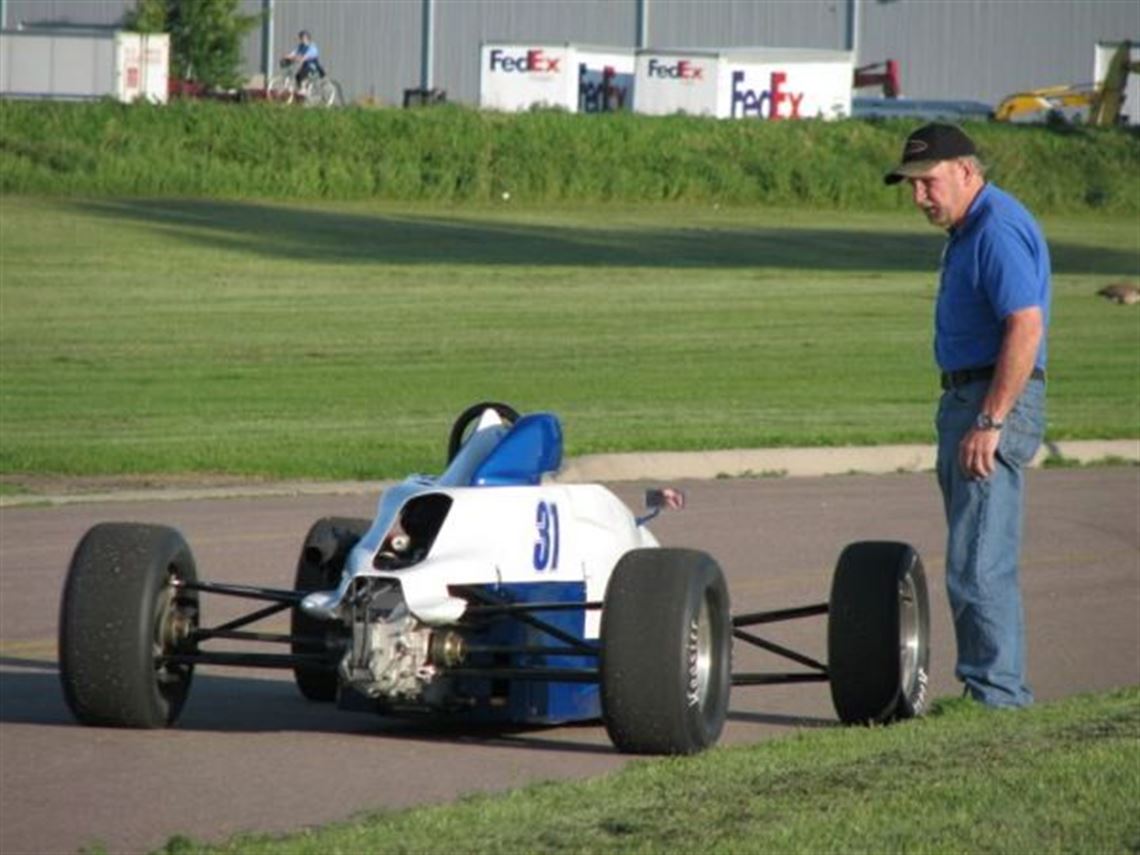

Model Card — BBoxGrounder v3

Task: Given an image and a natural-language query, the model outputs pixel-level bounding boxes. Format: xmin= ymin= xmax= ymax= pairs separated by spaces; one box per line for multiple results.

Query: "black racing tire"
xmin=291 ymin=516 xmax=371 ymax=701
xmin=600 ymin=548 xmax=732 ymax=755
xmin=59 ymin=523 xmax=199 ymax=728
xmin=827 ymin=541 xmax=931 ymax=725
xmin=446 ymin=401 xmax=519 ymax=463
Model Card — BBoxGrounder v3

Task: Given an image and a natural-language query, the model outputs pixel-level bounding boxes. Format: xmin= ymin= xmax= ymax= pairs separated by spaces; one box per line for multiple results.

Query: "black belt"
xmin=940 ymin=365 xmax=1045 ymax=390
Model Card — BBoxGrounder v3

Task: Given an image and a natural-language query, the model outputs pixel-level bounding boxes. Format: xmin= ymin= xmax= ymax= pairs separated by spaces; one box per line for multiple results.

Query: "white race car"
xmin=59 ymin=402 xmax=931 ymax=755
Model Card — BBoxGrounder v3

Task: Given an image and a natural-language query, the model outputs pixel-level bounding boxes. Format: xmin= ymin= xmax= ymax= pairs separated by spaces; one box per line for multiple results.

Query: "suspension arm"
xmin=733 ymin=602 xmax=828 ymax=627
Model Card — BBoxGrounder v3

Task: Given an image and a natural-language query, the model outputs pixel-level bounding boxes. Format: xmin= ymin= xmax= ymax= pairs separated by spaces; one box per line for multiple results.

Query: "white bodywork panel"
xmin=301 ymin=411 xmax=659 ymax=639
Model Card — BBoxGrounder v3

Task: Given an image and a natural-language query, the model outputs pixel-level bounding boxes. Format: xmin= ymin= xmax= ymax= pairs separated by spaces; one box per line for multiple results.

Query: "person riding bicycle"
xmin=282 ymin=30 xmax=325 ymax=87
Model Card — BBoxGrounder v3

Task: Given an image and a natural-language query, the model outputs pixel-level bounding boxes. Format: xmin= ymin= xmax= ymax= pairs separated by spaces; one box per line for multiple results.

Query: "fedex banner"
xmin=634 ymin=49 xmax=852 ymax=120
xmin=634 ymin=53 xmax=719 ymax=115
xmin=480 ymin=43 xmax=633 ymax=113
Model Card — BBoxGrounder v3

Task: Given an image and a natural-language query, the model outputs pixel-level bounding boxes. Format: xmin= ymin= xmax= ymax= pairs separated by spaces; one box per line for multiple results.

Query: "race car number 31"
xmin=534 ymin=501 xmax=561 ymax=571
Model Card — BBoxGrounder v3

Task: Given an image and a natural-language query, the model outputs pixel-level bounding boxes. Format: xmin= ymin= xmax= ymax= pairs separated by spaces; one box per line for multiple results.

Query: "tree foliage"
xmin=125 ymin=0 xmax=261 ymax=90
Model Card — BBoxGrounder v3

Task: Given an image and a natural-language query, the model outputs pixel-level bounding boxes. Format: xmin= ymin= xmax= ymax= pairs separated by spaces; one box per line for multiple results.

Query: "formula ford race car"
xmin=59 ymin=403 xmax=931 ymax=755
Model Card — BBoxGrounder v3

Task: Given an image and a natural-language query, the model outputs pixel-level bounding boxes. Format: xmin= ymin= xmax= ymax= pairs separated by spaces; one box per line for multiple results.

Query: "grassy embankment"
xmin=0 ymin=102 xmax=1137 ymax=483
xmin=2 ymin=100 xmax=1137 ymax=212
xmin=148 ymin=687 xmax=1140 ymax=854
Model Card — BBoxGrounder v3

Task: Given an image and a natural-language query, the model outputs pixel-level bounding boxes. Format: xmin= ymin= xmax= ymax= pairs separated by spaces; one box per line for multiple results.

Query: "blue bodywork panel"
xmin=472 ymin=413 xmax=563 ymax=486
xmin=452 ymin=580 xmax=600 ymax=724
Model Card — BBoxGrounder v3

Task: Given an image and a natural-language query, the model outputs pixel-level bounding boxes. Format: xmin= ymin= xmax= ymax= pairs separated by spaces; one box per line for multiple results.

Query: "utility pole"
xmin=261 ymin=0 xmax=274 ymax=82
xmin=421 ymin=0 xmax=435 ymax=90
xmin=846 ymin=0 xmax=861 ymax=59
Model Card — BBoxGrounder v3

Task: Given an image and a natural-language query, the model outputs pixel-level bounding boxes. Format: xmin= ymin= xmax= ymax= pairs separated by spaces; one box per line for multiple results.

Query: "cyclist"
xmin=282 ymin=30 xmax=325 ymax=88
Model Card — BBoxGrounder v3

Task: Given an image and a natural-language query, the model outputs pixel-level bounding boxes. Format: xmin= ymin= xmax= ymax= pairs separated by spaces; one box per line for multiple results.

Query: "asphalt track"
xmin=1 ymin=468 xmax=1137 ymax=854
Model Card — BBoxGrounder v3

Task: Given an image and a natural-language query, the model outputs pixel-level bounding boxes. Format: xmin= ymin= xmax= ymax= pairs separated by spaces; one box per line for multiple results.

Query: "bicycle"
xmin=267 ymin=60 xmax=343 ymax=107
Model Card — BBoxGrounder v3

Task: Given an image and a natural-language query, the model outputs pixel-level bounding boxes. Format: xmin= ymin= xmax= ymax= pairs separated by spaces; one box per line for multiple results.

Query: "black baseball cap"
xmin=884 ymin=123 xmax=977 ymax=185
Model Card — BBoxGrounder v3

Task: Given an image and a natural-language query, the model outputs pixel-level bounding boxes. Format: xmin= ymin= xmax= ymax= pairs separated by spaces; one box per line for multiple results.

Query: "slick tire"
xmin=291 ymin=516 xmax=371 ymax=701
xmin=601 ymin=548 xmax=731 ymax=755
xmin=59 ymin=523 xmax=199 ymax=728
xmin=828 ymin=541 xmax=931 ymax=724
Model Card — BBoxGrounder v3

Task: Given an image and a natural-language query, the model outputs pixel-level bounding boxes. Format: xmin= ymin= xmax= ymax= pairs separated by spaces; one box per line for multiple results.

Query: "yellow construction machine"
xmin=995 ymin=40 xmax=1139 ymax=125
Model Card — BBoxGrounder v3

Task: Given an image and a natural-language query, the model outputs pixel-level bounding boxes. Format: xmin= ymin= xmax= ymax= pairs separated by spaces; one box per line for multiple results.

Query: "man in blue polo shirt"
xmin=885 ymin=123 xmax=1050 ymax=709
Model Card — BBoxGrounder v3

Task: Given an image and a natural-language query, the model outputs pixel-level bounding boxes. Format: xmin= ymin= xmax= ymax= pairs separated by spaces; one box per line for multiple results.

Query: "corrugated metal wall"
xmin=3 ymin=0 xmax=266 ymax=80
xmin=859 ymin=0 xmax=1140 ymax=103
xmin=269 ymin=0 xmax=419 ymax=103
xmin=648 ymin=0 xmax=846 ymax=52
xmin=3 ymin=0 xmax=1138 ymax=109
xmin=4 ymin=0 xmax=129 ymax=30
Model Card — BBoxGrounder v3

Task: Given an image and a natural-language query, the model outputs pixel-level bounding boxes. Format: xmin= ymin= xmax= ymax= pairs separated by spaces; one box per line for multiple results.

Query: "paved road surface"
xmin=1 ymin=469 xmax=1137 ymax=854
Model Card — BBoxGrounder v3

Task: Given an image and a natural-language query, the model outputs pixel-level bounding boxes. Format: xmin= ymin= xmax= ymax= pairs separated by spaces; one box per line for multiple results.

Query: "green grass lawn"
xmin=1 ymin=197 xmax=1137 ymax=481
xmin=151 ymin=687 xmax=1139 ymax=855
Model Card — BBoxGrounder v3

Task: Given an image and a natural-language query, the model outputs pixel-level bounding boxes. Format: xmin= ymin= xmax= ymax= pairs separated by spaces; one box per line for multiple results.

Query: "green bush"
xmin=1 ymin=100 xmax=1137 ymax=214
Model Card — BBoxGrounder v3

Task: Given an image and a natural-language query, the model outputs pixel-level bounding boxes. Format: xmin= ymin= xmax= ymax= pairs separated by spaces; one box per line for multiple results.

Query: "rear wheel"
xmin=59 ymin=523 xmax=199 ymax=728
xmin=600 ymin=548 xmax=731 ymax=754
xmin=827 ymin=541 xmax=930 ymax=724
xmin=291 ymin=516 xmax=371 ymax=701
xmin=305 ymin=77 xmax=342 ymax=107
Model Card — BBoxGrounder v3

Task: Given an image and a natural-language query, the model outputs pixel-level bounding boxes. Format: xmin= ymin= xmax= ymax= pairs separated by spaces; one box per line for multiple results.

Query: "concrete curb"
xmin=558 ymin=439 xmax=1140 ymax=482
xmin=1 ymin=439 xmax=1135 ymax=508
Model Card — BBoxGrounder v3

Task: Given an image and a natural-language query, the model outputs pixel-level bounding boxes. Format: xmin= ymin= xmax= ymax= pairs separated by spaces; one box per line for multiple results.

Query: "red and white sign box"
xmin=633 ymin=47 xmax=853 ymax=120
xmin=0 ymin=30 xmax=168 ymax=103
xmin=479 ymin=43 xmax=634 ymax=113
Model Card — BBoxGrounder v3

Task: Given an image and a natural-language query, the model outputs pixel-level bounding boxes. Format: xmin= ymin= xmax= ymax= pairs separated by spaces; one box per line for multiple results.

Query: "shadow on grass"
xmin=76 ymin=198 xmax=1139 ymax=275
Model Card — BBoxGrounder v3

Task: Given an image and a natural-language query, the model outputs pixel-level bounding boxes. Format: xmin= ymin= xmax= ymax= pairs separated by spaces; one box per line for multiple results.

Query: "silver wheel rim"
xmin=153 ymin=569 xmax=195 ymax=696
xmin=692 ymin=595 xmax=713 ymax=709
xmin=899 ymin=574 xmax=920 ymax=691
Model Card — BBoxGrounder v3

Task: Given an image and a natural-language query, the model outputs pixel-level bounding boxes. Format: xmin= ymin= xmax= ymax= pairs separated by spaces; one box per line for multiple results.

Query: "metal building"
xmin=2 ymin=0 xmax=1137 ymax=111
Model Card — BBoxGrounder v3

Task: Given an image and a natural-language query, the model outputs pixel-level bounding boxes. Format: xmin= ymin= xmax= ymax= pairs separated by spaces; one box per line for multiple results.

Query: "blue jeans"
xmin=936 ymin=377 xmax=1045 ymax=708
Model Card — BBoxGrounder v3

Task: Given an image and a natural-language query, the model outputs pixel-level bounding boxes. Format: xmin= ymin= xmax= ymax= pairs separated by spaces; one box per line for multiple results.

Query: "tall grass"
xmin=1 ymin=100 xmax=1137 ymax=213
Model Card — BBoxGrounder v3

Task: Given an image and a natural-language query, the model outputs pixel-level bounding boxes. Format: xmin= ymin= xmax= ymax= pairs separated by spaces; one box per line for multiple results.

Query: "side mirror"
xmin=638 ymin=487 xmax=685 ymax=526
xmin=645 ymin=488 xmax=685 ymax=511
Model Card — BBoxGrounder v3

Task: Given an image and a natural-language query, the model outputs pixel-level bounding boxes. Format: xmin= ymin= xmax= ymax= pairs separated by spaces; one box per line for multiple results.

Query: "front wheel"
xmin=59 ymin=523 xmax=200 ymax=728
xmin=827 ymin=541 xmax=931 ymax=724
xmin=266 ymin=73 xmax=295 ymax=103
xmin=600 ymin=548 xmax=732 ymax=754
xmin=291 ymin=517 xmax=371 ymax=701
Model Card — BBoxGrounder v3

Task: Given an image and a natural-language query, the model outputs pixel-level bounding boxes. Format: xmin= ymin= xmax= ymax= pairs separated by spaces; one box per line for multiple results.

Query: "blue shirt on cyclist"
xmin=284 ymin=30 xmax=324 ymax=82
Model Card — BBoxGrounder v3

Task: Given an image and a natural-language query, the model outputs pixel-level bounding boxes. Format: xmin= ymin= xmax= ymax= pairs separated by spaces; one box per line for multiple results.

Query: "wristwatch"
xmin=975 ymin=413 xmax=1004 ymax=431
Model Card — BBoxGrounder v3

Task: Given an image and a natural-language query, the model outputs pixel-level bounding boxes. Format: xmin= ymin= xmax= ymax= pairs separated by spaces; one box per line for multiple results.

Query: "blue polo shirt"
xmin=935 ymin=183 xmax=1051 ymax=372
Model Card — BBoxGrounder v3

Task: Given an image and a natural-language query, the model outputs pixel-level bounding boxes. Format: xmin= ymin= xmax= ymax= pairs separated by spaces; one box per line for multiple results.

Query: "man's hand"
xmin=959 ymin=426 xmax=1001 ymax=480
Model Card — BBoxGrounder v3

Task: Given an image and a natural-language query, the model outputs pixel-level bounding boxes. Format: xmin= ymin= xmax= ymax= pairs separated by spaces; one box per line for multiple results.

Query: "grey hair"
xmin=961 ymin=154 xmax=986 ymax=178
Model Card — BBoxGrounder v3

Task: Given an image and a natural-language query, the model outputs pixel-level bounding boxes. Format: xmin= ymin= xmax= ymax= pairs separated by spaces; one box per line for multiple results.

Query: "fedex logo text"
xmin=731 ymin=70 xmax=805 ymax=119
xmin=646 ymin=58 xmax=704 ymax=80
xmin=489 ymin=48 xmax=561 ymax=74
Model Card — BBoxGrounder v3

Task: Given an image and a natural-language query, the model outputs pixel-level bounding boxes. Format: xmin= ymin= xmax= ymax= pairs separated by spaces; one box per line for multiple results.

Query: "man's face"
xmin=906 ymin=159 xmax=973 ymax=229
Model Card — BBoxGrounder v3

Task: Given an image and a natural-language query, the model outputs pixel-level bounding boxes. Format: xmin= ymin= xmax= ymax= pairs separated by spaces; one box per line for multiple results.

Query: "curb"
xmin=1 ymin=440 xmax=1136 ymax=508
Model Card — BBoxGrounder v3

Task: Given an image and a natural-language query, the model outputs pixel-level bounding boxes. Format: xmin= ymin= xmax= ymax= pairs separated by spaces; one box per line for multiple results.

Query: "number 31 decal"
xmin=534 ymin=501 xmax=560 ymax=571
